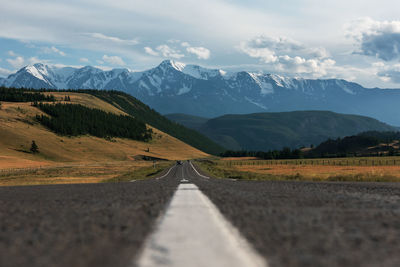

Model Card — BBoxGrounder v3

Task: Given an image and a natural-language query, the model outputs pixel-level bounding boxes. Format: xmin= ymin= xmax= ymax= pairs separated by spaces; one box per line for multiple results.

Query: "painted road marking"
xmin=130 ymin=165 xmax=175 ymax=182
xmin=189 ymin=161 xmax=210 ymax=179
xmin=156 ymin=165 xmax=176 ymax=180
xmin=135 ymin=183 xmax=268 ymax=267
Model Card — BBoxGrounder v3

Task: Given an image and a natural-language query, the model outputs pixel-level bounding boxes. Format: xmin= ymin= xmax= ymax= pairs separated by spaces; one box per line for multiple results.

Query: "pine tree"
xmin=30 ymin=140 xmax=39 ymax=154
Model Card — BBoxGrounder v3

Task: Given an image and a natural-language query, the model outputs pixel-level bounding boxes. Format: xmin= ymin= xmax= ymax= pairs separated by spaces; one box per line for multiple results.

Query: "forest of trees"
xmin=220 ymin=148 xmax=304 ymax=159
xmin=35 ymin=103 xmax=152 ymax=141
xmin=89 ymin=90 xmax=225 ymax=155
xmin=0 ymin=87 xmax=223 ymax=154
xmin=221 ymin=131 xmax=400 ymax=159
xmin=310 ymin=131 xmax=400 ymax=157
xmin=0 ymin=87 xmax=55 ymax=102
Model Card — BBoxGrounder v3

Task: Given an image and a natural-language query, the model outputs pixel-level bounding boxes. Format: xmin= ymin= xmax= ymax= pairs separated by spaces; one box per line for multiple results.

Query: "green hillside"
xmin=165 ymin=113 xmax=208 ymax=130
xmin=310 ymin=131 xmax=400 ymax=157
xmin=87 ymin=90 xmax=225 ymax=155
xmin=167 ymin=111 xmax=397 ymax=151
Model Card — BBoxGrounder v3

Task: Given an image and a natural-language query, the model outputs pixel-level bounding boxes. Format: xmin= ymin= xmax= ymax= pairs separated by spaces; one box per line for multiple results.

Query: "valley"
xmin=166 ymin=111 xmax=396 ymax=151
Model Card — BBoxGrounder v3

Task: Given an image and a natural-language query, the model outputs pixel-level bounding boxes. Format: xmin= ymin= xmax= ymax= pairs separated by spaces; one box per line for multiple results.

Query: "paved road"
xmin=1 ymin=161 xmax=400 ymax=267
xmin=185 ymin=161 xmax=400 ymax=267
xmin=0 ymin=170 xmax=180 ymax=267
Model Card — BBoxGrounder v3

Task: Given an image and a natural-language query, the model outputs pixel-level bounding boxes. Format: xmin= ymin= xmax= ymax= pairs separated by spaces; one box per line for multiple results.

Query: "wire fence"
xmin=220 ymin=157 xmax=400 ymax=167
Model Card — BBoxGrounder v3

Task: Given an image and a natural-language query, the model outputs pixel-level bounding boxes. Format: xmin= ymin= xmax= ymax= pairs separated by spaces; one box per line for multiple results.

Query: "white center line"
xmin=134 ymin=182 xmax=268 ymax=267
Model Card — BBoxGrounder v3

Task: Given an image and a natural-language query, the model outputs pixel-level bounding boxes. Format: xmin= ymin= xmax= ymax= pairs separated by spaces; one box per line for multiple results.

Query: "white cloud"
xmin=146 ymin=42 xmax=210 ymax=59
xmin=0 ymin=67 xmax=13 ymax=77
xmin=277 ymin=56 xmax=336 ymax=77
xmin=156 ymin=45 xmax=184 ymax=59
xmin=2 ymin=1 xmax=400 ymax=87
xmin=181 ymin=42 xmax=190 ymax=47
xmin=6 ymin=55 xmax=46 ymax=69
xmin=167 ymin=39 xmax=181 ymax=44
xmin=186 ymin=46 xmax=210 ymax=60
xmin=144 ymin=47 xmax=159 ymax=56
xmin=42 ymin=46 xmax=66 ymax=56
xmin=6 ymin=56 xmax=25 ymax=68
xmin=102 ymin=55 xmax=125 ymax=66
xmin=8 ymin=51 xmax=17 ymax=57
xmin=304 ymin=47 xmax=330 ymax=59
xmin=86 ymin=32 xmax=139 ymax=45
xmin=79 ymin=57 xmax=89 ymax=63
xmin=239 ymin=35 xmax=329 ymax=61
xmin=239 ymin=42 xmax=278 ymax=63
xmin=346 ymin=17 xmax=400 ymax=61
xmin=238 ymin=35 xmax=336 ymax=77
xmin=376 ymin=63 xmax=400 ymax=83
xmin=94 ymin=65 xmax=113 ymax=71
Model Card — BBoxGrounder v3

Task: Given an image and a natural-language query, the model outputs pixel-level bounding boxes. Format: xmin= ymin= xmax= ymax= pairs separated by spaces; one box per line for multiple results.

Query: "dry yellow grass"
xmin=197 ymin=158 xmax=400 ymax=182
xmin=0 ymin=92 xmax=208 ymax=185
xmin=0 ymin=161 xmax=154 ymax=186
xmin=220 ymin=157 xmax=259 ymax=161
xmin=49 ymin=92 xmax=127 ymax=115
xmin=234 ymin=164 xmax=400 ymax=181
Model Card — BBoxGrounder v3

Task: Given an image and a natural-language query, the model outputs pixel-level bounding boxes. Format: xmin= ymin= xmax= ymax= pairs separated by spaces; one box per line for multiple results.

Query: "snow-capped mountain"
xmin=1 ymin=60 xmax=400 ymax=126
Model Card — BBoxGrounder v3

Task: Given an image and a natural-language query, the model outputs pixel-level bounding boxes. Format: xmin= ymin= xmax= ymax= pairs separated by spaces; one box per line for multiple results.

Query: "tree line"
xmin=1 ymin=87 xmax=223 ymax=154
xmin=221 ymin=131 xmax=400 ymax=159
xmin=90 ymin=90 xmax=226 ymax=155
xmin=0 ymin=87 xmax=55 ymax=102
xmin=309 ymin=131 xmax=400 ymax=157
xmin=35 ymin=103 xmax=152 ymax=141
xmin=220 ymin=148 xmax=304 ymax=159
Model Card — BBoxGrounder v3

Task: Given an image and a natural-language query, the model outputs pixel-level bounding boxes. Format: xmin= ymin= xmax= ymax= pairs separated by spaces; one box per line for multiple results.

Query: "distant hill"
xmin=164 ymin=113 xmax=208 ymax=130
xmin=310 ymin=131 xmax=400 ymax=157
xmin=166 ymin=111 xmax=397 ymax=151
xmin=80 ymin=90 xmax=225 ymax=155
xmin=0 ymin=89 xmax=211 ymax=171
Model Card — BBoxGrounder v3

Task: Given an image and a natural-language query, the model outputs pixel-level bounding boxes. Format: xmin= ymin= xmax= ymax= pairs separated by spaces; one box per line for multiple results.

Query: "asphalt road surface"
xmin=1 ymin=161 xmax=400 ymax=267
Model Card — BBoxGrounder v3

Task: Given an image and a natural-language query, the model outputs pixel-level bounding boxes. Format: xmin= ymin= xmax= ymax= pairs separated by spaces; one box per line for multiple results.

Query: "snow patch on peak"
xmin=177 ymin=84 xmax=192 ymax=95
xmin=219 ymin=69 xmax=227 ymax=76
xmin=25 ymin=65 xmax=47 ymax=82
xmin=266 ymin=74 xmax=301 ymax=89
xmin=157 ymin=60 xmax=224 ymax=80
xmin=159 ymin=60 xmax=186 ymax=72
xmin=79 ymin=65 xmax=102 ymax=73
xmin=170 ymin=60 xmax=186 ymax=71
xmin=247 ymin=72 xmax=274 ymax=95
xmin=245 ymin=96 xmax=268 ymax=110
xmin=335 ymin=80 xmax=356 ymax=95
xmin=268 ymin=74 xmax=286 ymax=87
xmin=180 ymin=64 xmax=223 ymax=80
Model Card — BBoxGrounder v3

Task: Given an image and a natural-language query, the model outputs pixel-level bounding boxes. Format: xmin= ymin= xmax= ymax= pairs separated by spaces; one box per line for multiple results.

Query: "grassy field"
xmin=0 ymin=91 xmax=208 ymax=186
xmin=196 ymin=157 xmax=400 ymax=182
xmin=0 ymin=160 xmax=174 ymax=186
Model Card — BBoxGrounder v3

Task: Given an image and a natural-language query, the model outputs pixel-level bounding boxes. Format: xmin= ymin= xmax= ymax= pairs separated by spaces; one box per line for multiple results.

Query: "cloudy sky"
xmin=1 ymin=0 xmax=400 ymax=87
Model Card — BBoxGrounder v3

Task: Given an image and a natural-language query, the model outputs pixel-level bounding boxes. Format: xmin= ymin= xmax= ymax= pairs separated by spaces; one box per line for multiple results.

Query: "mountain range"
xmin=1 ymin=60 xmax=400 ymax=125
xmin=166 ymin=111 xmax=397 ymax=151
